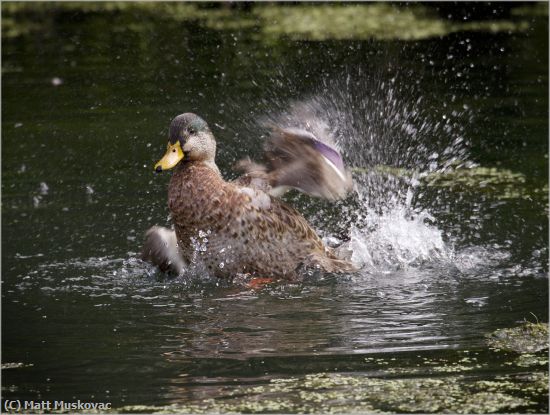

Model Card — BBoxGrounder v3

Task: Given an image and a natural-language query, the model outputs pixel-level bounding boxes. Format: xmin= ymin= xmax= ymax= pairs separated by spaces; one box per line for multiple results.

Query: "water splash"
xmin=349 ymin=207 xmax=450 ymax=271
xmin=247 ymin=68 xmax=474 ymax=272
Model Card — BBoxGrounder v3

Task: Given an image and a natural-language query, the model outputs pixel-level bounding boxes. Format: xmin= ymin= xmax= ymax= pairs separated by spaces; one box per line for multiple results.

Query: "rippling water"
xmin=2 ymin=4 xmax=548 ymax=413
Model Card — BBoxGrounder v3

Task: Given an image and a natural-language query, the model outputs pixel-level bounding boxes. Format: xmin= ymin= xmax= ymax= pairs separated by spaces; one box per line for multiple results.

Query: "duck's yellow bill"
xmin=155 ymin=141 xmax=184 ymax=172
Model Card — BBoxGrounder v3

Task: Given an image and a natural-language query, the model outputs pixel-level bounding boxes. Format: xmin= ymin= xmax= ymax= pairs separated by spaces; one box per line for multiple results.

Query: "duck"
xmin=141 ymin=112 xmax=357 ymax=280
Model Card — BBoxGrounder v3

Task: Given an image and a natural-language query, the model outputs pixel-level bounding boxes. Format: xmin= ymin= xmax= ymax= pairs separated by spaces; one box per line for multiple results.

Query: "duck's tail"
xmin=141 ymin=226 xmax=186 ymax=275
xmin=305 ymin=248 xmax=359 ymax=274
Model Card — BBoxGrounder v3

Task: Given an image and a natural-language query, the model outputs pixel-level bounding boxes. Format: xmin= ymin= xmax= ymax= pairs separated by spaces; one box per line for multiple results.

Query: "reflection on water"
xmin=2 ymin=3 xmax=548 ymax=412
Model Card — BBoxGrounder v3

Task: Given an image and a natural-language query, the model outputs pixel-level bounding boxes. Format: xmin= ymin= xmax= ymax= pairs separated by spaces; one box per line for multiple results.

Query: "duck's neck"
xmin=168 ymin=161 xmax=224 ymax=222
xmin=176 ymin=158 xmax=220 ymax=176
xmin=201 ymin=159 xmax=221 ymax=176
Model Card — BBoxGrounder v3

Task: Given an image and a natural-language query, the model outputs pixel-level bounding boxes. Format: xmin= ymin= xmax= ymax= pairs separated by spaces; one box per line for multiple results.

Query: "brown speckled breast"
xmin=168 ymin=161 xmax=327 ymax=279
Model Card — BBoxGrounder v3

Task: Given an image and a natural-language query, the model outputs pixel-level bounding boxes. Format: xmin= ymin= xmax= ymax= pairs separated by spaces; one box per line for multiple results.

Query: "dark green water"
xmin=2 ymin=4 xmax=548 ymax=413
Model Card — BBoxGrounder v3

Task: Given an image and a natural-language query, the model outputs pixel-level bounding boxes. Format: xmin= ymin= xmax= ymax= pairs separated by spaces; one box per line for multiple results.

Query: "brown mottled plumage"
xmin=142 ymin=113 xmax=356 ymax=279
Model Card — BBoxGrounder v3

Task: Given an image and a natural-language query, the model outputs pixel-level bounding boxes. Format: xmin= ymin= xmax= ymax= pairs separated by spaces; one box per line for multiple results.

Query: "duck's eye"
xmin=188 ymin=128 xmax=196 ymax=135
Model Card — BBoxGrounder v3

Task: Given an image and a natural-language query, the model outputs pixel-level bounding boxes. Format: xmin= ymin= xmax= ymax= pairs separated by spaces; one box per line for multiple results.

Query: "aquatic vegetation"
xmin=424 ymin=166 xmax=526 ymax=188
xmin=254 ymin=4 xmax=531 ymax=41
xmin=511 ymin=2 xmax=549 ymax=17
xmin=78 ymin=350 xmax=548 ymax=413
xmin=1 ymin=15 xmax=43 ymax=38
xmin=1 ymin=2 xmax=538 ymax=41
xmin=487 ymin=322 xmax=549 ymax=353
xmin=353 ymin=164 xmax=547 ymax=201
xmin=423 ymin=166 xmax=543 ymax=201
xmin=111 ymin=370 xmax=547 ymax=413
xmin=514 ymin=353 xmax=549 ymax=368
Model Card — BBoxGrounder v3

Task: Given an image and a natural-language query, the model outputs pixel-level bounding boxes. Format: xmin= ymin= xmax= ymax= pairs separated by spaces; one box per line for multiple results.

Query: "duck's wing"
xmin=234 ymin=127 xmax=353 ymax=201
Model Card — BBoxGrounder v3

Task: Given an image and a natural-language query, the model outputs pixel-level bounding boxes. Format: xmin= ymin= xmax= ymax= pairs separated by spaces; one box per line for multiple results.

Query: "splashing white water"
xmin=349 ymin=207 xmax=451 ymax=271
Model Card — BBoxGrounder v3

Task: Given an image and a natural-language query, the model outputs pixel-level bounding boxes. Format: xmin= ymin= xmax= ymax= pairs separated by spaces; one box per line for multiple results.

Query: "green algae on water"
xmin=1 ymin=2 xmax=536 ymax=41
xmin=254 ymin=4 xmax=530 ymax=41
xmin=487 ymin=322 xmax=549 ymax=353
xmin=111 ymin=371 xmax=547 ymax=414
xmin=423 ymin=166 xmax=537 ymax=200
xmin=353 ymin=164 xmax=548 ymax=201
xmin=30 ymin=348 xmax=549 ymax=413
xmin=511 ymin=2 xmax=549 ymax=17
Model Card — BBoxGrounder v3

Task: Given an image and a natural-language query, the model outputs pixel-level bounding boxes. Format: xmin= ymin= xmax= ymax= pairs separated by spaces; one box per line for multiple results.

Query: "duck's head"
xmin=154 ymin=113 xmax=216 ymax=172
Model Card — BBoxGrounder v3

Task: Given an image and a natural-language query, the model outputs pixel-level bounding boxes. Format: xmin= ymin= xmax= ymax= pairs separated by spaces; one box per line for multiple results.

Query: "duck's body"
xmin=142 ymin=113 xmax=356 ymax=280
xmin=169 ymin=161 xmax=351 ymax=278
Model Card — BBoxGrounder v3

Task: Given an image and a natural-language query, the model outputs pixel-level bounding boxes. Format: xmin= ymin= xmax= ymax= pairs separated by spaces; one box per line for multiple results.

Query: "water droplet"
xmin=39 ymin=182 xmax=49 ymax=195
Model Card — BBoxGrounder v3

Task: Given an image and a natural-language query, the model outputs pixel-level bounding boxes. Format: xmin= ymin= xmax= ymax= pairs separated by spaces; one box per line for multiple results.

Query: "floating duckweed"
xmin=486 ymin=322 xmax=549 ymax=353
xmin=254 ymin=4 xmax=531 ymax=41
xmin=430 ymin=363 xmax=477 ymax=373
xmin=425 ymin=166 xmax=527 ymax=189
xmin=511 ymin=2 xmax=549 ymax=17
xmin=1 ymin=16 xmax=43 ymax=38
xmin=113 ymin=404 xmax=204 ymax=414
xmin=1 ymin=2 xmax=537 ymax=41
xmin=105 ymin=368 xmax=548 ymax=414
xmin=515 ymin=353 xmax=549 ymax=368
xmin=456 ymin=392 xmax=534 ymax=414
xmin=355 ymin=164 xmax=548 ymax=201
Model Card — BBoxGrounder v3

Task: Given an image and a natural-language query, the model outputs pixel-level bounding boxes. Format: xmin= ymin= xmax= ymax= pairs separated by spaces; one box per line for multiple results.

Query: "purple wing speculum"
xmin=282 ymin=127 xmax=345 ymax=172
xmin=312 ymin=140 xmax=345 ymax=172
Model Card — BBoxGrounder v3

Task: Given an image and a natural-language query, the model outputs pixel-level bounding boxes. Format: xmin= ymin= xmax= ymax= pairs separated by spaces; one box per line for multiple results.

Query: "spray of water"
xmin=245 ymin=67 xmax=474 ymax=272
